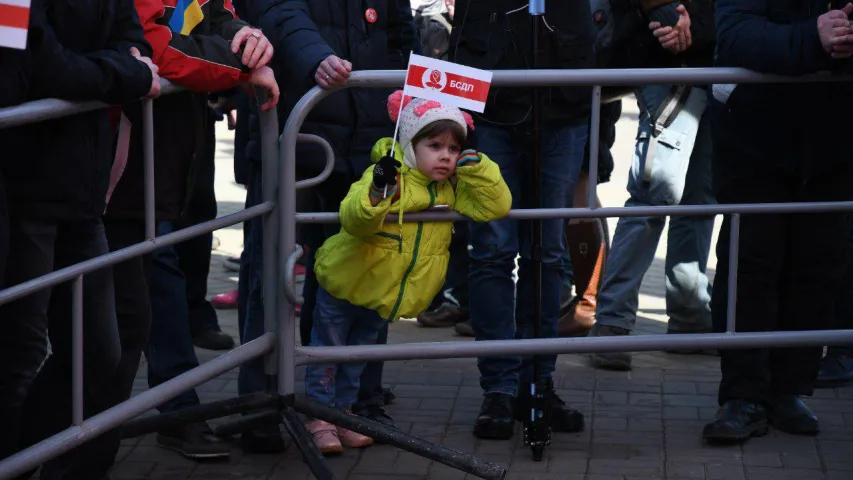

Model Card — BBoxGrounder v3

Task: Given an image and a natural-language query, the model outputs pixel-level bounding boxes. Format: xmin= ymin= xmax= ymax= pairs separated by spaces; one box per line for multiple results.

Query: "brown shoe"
xmin=454 ymin=320 xmax=474 ymax=337
xmin=417 ymin=303 xmax=468 ymax=328
xmin=559 ymin=217 xmax=609 ymax=337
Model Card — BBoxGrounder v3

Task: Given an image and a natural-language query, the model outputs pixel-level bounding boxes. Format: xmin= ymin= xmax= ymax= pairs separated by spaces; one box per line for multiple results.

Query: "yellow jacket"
xmin=314 ymin=138 xmax=512 ymax=321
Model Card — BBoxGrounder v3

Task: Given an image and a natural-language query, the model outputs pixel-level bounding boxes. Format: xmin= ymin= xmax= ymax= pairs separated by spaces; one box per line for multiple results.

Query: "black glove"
xmin=373 ymin=152 xmax=401 ymax=189
xmin=648 ymin=2 xmax=681 ymax=28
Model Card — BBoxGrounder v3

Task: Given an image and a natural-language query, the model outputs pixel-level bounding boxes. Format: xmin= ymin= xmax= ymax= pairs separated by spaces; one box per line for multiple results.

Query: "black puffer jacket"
xmin=449 ymin=0 xmax=597 ymax=126
xmin=248 ymin=0 xmax=419 ymax=179
xmin=0 ymin=0 xmax=153 ymax=221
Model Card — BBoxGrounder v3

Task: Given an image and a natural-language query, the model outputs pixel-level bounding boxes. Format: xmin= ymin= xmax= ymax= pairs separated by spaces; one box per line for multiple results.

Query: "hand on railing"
xmin=819 ymin=3 xmax=853 ymax=59
xmin=130 ymin=47 xmax=162 ymax=99
xmin=232 ymin=27 xmax=274 ymax=70
xmin=249 ymin=66 xmax=280 ymax=112
xmin=314 ymin=55 xmax=352 ymax=89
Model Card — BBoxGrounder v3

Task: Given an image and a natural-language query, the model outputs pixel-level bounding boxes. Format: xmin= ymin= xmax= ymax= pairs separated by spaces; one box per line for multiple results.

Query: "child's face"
xmin=413 ymin=130 xmax=461 ymax=182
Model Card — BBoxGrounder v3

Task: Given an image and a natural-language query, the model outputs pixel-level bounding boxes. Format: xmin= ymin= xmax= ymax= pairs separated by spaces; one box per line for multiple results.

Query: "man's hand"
xmin=649 ymin=5 xmax=692 ymax=55
xmin=819 ymin=4 xmax=853 ymax=59
xmin=314 ymin=55 xmax=352 ymax=89
xmin=445 ymin=0 xmax=455 ymax=20
xmin=130 ymin=47 xmax=161 ymax=98
xmin=248 ymin=66 xmax=280 ymax=112
xmin=232 ymin=27 xmax=274 ymax=69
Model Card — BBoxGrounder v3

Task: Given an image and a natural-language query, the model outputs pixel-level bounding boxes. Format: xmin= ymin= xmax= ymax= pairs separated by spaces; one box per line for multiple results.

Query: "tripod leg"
xmin=281 ymin=407 xmax=336 ymax=480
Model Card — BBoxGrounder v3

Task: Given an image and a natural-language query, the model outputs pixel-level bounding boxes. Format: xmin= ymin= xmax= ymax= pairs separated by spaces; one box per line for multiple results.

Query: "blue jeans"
xmin=469 ymin=121 xmax=587 ymax=396
xmin=596 ymin=85 xmax=715 ymax=333
xmin=147 ymin=221 xmax=201 ymax=412
xmin=305 ymin=287 xmax=387 ymax=409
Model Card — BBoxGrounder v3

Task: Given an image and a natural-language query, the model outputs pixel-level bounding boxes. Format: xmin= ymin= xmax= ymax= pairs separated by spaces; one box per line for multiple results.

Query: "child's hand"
xmin=457 ymin=129 xmax=480 ymax=167
xmin=373 ymin=152 xmax=401 ymax=189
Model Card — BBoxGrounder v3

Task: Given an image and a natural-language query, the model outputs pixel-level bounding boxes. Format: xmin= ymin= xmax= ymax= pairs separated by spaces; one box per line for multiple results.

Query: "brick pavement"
xmin=106 ymin=100 xmax=853 ymax=479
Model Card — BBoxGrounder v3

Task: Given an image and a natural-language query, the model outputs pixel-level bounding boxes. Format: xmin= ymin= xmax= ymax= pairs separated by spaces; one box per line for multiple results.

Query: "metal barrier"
xmin=0 ymin=68 xmax=852 ymax=480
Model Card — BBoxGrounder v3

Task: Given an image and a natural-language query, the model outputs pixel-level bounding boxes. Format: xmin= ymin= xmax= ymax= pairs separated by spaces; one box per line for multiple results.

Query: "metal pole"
xmin=142 ymin=98 xmax=156 ymax=240
xmin=587 ymin=86 xmax=602 ymax=208
xmin=277 ymin=86 xmax=333 ymax=398
xmin=0 ymin=203 xmax=273 ymax=307
xmin=0 ymin=333 xmax=276 ymax=480
xmin=71 ymin=276 xmax=83 ymax=426
xmin=295 ymin=200 xmax=853 ymax=223
xmin=295 ymin=329 xmax=853 ymax=364
xmin=726 ymin=213 xmax=741 ymax=333
xmin=258 ymin=88 xmax=280 ymax=378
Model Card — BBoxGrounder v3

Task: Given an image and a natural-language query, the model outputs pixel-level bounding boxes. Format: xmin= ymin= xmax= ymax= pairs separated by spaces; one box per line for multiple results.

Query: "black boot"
xmin=702 ymin=399 xmax=768 ymax=442
xmin=157 ymin=422 xmax=231 ymax=459
xmin=353 ymin=403 xmax=398 ymax=430
xmin=473 ymin=393 xmax=515 ymax=440
xmin=516 ymin=380 xmax=584 ymax=433
xmin=766 ymin=394 xmax=819 ymax=435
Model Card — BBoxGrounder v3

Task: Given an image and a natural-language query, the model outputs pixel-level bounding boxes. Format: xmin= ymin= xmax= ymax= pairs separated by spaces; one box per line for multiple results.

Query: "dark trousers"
xmin=30 ymin=219 xmax=152 ymax=480
xmin=175 ymin=118 xmax=220 ymax=337
xmin=711 ymin=124 xmax=853 ymax=405
xmin=0 ymin=217 xmax=119 ymax=471
xmin=147 ymin=221 xmax=203 ymax=412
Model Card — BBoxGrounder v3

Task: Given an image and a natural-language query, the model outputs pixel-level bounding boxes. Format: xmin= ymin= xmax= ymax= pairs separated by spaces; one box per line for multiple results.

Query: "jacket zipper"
xmin=387 ymin=181 xmax=437 ymax=321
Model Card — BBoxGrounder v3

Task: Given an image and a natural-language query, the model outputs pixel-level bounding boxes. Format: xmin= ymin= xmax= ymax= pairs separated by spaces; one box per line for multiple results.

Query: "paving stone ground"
xmin=108 ymin=99 xmax=853 ymax=479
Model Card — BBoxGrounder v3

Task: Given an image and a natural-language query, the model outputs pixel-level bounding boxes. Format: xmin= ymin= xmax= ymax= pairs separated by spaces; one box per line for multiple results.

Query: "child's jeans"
xmin=305 ymin=286 xmax=388 ymax=410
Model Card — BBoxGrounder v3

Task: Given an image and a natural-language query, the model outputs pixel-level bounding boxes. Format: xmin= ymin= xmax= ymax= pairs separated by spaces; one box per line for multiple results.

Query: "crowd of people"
xmin=2 ymin=0 xmax=853 ymax=476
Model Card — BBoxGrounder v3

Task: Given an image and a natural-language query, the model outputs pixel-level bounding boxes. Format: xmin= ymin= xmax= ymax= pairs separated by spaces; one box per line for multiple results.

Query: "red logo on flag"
xmin=424 ymin=69 xmax=445 ymax=90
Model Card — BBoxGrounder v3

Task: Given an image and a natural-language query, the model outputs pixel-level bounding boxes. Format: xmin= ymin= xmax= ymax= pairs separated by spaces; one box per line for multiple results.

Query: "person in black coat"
xmin=0 ymin=0 xmax=158 ymax=471
xmin=703 ymin=0 xmax=853 ymax=442
xmin=243 ymin=0 xmax=419 ymax=436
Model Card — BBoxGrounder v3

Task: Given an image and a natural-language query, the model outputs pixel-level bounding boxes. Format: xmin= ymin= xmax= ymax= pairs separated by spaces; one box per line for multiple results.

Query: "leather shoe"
xmin=474 ymin=393 xmax=515 ymax=440
xmin=702 ymin=399 xmax=768 ymax=442
xmin=766 ymin=394 xmax=819 ymax=435
xmin=416 ymin=303 xmax=468 ymax=328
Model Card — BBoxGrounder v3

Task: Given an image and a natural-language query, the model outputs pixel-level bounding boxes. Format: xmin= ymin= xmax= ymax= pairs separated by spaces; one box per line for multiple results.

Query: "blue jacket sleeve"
xmin=715 ymin=0 xmax=829 ymax=75
xmin=249 ymin=0 xmax=334 ymax=86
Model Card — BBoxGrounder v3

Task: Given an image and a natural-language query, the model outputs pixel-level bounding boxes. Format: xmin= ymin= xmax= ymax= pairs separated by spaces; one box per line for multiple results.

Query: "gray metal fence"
xmin=1 ymin=68 xmax=853 ymax=479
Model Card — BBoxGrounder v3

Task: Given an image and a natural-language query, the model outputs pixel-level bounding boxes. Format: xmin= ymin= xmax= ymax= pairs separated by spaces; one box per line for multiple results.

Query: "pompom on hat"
xmin=387 ymin=91 xmax=474 ymax=169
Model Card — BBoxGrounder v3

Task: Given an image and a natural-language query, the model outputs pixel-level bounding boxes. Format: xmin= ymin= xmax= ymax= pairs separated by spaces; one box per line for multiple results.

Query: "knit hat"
xmin=387 ymin=91 xmax=474 ymax=169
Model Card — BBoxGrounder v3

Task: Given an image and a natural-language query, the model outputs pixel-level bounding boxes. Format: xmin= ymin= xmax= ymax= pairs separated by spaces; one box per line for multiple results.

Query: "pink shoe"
xmin=211 ymin=289 xmax=238 ymax=310
xmin=306 ymin=420 xmax=343 ymax=455
xmin=336 ymin=415 xmax=373 ymax=448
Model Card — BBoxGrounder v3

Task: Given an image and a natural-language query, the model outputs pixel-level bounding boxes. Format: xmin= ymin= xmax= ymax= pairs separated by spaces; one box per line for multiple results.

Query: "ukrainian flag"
xmin=169 ymin=0 xmax=205 ymax=35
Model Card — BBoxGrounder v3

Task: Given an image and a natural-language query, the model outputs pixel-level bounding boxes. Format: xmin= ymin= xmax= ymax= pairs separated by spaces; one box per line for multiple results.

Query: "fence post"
xmin=726 ymin=213 xmax=740 ymax=333
xmin=72 ymin=275 xmax=84 ymax=426
xmin=142 ymin=98 xmax=156 ymax=240
xmin=257 ymin=89 xmax=280 ymax=378
xmin=587 ymin=86 xmax=601 ymax=209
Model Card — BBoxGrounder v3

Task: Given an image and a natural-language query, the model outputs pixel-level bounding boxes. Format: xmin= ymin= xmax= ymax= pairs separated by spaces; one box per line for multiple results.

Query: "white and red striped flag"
xmin=403 ymin=53 xmax=493 ymax=113
xmin=0 ymin=0 xmax=30 ymax=50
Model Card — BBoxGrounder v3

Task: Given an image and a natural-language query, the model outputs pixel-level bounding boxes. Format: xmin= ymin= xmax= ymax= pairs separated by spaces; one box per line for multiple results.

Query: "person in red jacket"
xmin=97 ymin=0 xmax=279 ymax=464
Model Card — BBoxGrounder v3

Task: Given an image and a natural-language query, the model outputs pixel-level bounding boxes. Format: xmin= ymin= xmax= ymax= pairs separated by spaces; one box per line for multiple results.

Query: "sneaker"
xmin=157 ymin=422 xmax=231 ymax=459
xmin=305 ymin=419 xmax=343 ymax=455
xmin=336 ymin=422 xmax=374 ymax=449
xmin=223 ymin=256 xmax=241 ymax=272
xmin=588 ymin=323 xmax=632 ymax=371
xmin=211 ymin=289 xmax=238 ymax=310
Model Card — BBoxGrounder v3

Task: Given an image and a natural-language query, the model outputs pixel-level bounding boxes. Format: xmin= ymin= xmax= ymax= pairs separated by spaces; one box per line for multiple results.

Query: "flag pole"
xmin=522 ymin=0 xmax=551 ymax=463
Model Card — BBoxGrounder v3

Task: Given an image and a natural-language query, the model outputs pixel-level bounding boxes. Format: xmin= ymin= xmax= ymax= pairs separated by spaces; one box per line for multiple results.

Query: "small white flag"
xmin=0 ymin=0 xmax=30 ymax=50
xmin=402 ymin=53 xmax=493 ymax=113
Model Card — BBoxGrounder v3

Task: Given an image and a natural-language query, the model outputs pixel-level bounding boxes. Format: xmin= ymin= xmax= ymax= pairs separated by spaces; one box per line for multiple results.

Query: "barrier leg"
xmin=281 ymin=407 xmax=336 ymax=480
xmin=296 ymin=398 xmax=507 ymax=480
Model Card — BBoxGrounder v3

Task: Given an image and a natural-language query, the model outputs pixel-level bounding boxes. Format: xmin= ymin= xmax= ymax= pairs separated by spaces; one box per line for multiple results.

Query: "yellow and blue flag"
xmin=168 ymin=0 xmax=206 ymax=35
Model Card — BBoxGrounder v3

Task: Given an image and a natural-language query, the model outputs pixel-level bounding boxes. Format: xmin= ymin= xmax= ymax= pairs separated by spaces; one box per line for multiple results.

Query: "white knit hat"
xmin=387 ymin=91 xmax=474 ymax=169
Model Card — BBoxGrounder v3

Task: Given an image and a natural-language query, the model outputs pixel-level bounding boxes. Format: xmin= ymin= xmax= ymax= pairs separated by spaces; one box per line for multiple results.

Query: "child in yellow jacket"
xmin=305 ymin=91 xmax=511 ymax=454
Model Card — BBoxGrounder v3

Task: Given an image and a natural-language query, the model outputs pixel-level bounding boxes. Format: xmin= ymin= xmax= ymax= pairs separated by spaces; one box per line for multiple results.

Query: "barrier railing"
xmin=0 ymin=68 xmax=851 ymax=480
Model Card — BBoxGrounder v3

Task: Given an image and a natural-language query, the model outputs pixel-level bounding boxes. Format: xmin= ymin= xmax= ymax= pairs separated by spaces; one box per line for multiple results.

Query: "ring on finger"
xmin=250 ymin=30 xmax=262 ymax=39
